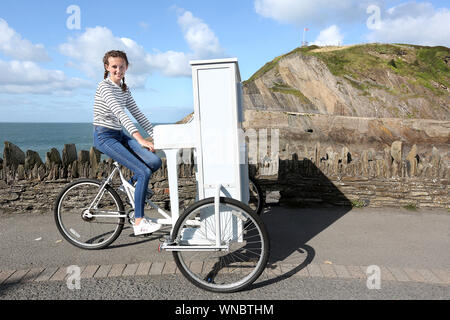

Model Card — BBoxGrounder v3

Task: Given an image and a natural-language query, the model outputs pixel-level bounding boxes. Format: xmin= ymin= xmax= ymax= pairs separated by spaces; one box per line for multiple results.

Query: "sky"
xmin=0 ymin=0 xmax=449 ymax=123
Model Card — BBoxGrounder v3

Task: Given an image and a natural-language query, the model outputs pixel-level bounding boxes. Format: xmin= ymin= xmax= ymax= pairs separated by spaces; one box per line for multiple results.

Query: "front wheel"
xmin=54 ymin=179 xmax=125 ymax=250
xmin=171 ymin=197 xmax=270 ymax=293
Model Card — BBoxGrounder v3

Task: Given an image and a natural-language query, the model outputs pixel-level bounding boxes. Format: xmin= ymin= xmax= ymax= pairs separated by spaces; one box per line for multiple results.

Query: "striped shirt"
xmin=93 ymin=78 xmax=153 ymax=137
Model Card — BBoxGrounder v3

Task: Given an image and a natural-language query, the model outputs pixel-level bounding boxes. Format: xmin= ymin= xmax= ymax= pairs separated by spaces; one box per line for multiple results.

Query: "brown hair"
xmin=103 ymin=50 xmax=129 ymax=92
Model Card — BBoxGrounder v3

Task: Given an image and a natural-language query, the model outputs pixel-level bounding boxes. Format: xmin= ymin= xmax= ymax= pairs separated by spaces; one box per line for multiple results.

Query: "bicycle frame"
xmin=86 ymin=161 xmax=174 ymax=226
xmin=85 ymin=161 xmax=237 ymax=251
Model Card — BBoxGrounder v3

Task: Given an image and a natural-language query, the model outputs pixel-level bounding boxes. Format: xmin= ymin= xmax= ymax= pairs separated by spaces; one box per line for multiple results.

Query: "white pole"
xmin=215 ymin=184 xmax=222 ymax=246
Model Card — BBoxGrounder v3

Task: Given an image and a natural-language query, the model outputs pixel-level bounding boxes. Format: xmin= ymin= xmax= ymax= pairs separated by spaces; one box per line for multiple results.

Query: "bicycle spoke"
xmin=55 ymin=180 xmax=124 ymax=249
xmin=173 ymin=198 xmax=268 ymax=293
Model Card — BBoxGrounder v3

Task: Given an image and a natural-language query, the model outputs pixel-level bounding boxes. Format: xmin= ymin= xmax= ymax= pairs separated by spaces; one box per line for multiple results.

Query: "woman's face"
xmin=105 ymin=57 xmax=128 ymax=84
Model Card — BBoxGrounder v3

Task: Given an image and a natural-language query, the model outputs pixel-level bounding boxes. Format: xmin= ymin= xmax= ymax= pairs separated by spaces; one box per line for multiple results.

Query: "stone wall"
xmin=255 ymin=143 xmax=448 ymax=209
xmin=0 ymin=142 xmax=197 ymax=214
xmin=0 ymin=140 xmax=449 ymax=214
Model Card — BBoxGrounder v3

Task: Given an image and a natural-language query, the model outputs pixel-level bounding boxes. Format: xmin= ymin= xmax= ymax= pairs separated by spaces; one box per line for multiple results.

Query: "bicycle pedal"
xmin=158 ymin=239 xmax=176 ymax=252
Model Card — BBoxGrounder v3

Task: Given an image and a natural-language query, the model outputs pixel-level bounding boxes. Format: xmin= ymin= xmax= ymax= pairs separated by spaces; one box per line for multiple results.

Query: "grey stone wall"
xmin=253 ymin=140 xmax=448 ymax=209
xmin=0 ymin=142 xmax=196 ymax=214
xmin=0 ymin=140 xmax=448 ymax=214
xmin=256 ymin=151 xmax=448 ymax=209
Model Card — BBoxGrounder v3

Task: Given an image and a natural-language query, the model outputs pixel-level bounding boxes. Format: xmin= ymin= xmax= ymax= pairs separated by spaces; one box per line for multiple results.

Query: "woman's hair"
xmin=103 ymin=50 xmax=129 ymax=92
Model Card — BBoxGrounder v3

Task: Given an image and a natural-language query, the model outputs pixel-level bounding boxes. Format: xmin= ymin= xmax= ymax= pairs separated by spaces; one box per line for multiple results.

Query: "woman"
xmin=93 ymin=50 xmax=162 ymax=236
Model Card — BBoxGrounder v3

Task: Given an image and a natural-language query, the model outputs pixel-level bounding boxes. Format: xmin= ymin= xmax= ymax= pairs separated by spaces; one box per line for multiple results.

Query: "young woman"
xmin=93 ymin=50 xmax=162 ymax=236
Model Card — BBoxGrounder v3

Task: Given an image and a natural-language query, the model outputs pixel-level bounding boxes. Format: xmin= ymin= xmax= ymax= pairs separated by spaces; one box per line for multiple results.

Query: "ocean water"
xmin=0 ymin=123 xmax=167 ymax=162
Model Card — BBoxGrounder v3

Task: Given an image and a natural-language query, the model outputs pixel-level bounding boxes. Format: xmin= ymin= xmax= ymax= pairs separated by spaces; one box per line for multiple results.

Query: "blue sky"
xmin=1 ymin=0 xmax=449 ymax=123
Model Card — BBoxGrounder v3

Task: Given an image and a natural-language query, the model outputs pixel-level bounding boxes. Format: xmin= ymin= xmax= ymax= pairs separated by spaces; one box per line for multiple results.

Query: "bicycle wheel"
xmin=248 ymin=177 xmax=264 ymax=215
xmin=171 ymin=197 xmax=270 ymax=293
xmin=54 ymin=179 xmax=125 ymax=250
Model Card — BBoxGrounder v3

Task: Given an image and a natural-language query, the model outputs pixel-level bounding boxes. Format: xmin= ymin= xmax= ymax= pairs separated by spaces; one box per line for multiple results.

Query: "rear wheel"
xmin=171 ymin=197 xmax=270 ymax=293
xmin=248 ymin=177 xmax=264 ymax=215
xmin=54 ymin=179 xmax=125 ymax=250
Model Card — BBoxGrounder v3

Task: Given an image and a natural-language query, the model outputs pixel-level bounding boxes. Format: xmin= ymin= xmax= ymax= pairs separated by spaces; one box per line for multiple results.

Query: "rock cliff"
xmin=243 ymin=43 xmax=449 ymax=119
xmin=241 ymin=43 xmax=449 ymax=164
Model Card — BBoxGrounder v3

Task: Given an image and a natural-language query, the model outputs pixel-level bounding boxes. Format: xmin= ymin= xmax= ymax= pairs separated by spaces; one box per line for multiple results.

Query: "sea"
xmin=0 ymin=123 xmax=169 ymax=162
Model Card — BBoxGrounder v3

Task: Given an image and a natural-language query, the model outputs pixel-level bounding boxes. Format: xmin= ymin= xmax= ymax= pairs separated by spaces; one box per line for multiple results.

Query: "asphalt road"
xmin=0 ymin=205 xmax=449 ymax=301
xmin=1 ymin=206 xmax=449 ymax=270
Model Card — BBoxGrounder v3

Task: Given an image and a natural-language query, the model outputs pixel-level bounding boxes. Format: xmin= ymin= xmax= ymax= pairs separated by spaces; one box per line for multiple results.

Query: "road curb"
xmin=1 ymin=262 xmax=449 ymax=287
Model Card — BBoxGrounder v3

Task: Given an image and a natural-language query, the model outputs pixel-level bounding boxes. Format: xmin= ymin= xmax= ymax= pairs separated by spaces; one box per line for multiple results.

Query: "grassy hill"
xmin=246 ymin=44 xmax=450 ymax=94
xmin=242 ymin=43 xmax=450 ymax=120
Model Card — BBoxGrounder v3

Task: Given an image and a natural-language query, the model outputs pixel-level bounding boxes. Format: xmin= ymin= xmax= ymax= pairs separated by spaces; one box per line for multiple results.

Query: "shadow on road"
xmin=106 ymin=225 xmax=170 ymax=250
xmin=250 ymin=159 xmax=352 ymax=290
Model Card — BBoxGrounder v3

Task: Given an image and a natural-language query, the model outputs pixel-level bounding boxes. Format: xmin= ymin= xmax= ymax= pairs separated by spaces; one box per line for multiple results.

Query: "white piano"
xmin=153 ymin=58 xmax=249 ymax=226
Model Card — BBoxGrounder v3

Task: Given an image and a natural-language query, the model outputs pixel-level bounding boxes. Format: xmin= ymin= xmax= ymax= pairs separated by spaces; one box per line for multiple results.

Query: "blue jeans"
xmin=93 ymin=126 xmax=162 ymax=219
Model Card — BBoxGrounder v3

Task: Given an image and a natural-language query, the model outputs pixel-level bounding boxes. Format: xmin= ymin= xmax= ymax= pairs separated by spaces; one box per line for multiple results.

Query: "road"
xmin=0 ymin=205 xmax=449 ymax=303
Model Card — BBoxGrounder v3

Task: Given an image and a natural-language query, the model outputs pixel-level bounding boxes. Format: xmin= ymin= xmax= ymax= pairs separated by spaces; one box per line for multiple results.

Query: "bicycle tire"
xmin=171 ymin=197 xmax=270 ymax=293
xmin=54 ymin=178 xmax=125 ymax=250
xmin=249 ymin=177 xmax=264 ymax=215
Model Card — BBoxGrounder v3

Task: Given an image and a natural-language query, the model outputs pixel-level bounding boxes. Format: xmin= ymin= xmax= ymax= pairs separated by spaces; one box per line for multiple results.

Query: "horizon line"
xmin=0 ymin=121 xmax=174 ymax=124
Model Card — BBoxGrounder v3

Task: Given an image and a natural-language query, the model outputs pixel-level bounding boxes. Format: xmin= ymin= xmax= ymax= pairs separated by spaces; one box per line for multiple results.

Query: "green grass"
xmin=243 ymin=43 xmax=449 ymax=117
xmin=246 ymin=43 xmax=449 ymax=95
xmin=403 ymin=203 xmax=418 ymax=211
xmin=351 ymin=199 xmax=366 ymax=208
xmin=244 ymin=45 xmax=320 ymax=84
xmin=414 ymin=46 xmax=450 ymax=93
xmin=327 ymin=45 xmax=448 ymax=94
xmin=269 ymin=83 xmax=312 ymax=104
xmin=344 ymin=76 xmax=369 ymax=91
xmin=307 ymin=44 xmax=382 ymax=78
xmin=388 ymin=59 xmax=397 ymax=68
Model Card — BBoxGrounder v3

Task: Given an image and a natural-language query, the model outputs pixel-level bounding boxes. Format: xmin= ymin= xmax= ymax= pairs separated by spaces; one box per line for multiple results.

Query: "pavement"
xmin=0 ymin=205 xmax=449 ymax=291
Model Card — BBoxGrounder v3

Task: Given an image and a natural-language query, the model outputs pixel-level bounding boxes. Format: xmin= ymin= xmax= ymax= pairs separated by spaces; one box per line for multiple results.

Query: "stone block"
xmin=62 ymin=144 xmax=77 ymax=168
xmin=46 ymin=148 xmax=62 ymax=167
xmin=25 ymin=150 xmax=43 ymax=172
xmin=391 ymin=141 xmax=402 ymax=164
xmin=3 ymin=141 xmax=25 ymax=170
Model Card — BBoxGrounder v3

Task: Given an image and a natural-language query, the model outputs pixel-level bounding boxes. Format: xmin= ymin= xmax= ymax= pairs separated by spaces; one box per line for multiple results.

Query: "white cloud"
xmin=0 ymin=18 xmax=50 ymax=62
xmin=0 ymin=19 xmax=90 ymax=94
xmin=177 ymin=10 xmax=225 ymax=58
xmin=313 ymin=25 xmax=344 ymax=46
xmin=385 ymin=2 xmax=435 ymax=19
xmin=254 ymin=0 xmax=373 ymax=26
xmin=145 ymin=9 xmax=226 ymax=77
xmin=254 ymin=0 xmax=450 ymax=47
xmin=59 ymin=9 xmax=226 ymax=86
xmin=365 ymin=2 xmax=450 ymax=46
xmin=59 ymin=27 xmax=125 ymax=79
xmin=59 ymin=26 xmax=181 ymax=86
xmin=146 ymin=50 xmax=191 ymax=77
xmin=0 ymin=59 xmax=91 ymax=94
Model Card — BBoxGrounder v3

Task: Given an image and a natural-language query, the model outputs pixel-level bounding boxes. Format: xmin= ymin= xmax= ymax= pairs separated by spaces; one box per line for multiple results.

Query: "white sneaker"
xmin=133 ymin=219 xmax=161 ymax=236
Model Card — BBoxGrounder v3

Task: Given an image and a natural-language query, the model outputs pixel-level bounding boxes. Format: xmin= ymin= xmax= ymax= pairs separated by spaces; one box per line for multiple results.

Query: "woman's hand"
xmin=133 ymin=132 xmax=155 ymax=152
xmin=140 ymin=139 xmax=155 ymax=152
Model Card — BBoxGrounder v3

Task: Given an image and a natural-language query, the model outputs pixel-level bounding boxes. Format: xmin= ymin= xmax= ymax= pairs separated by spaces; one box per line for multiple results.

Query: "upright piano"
xmin=153 ymin=58 xmax=249 ymax=225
